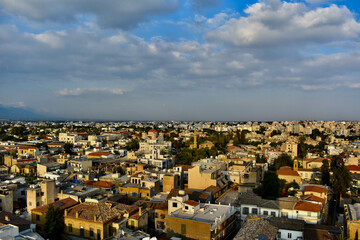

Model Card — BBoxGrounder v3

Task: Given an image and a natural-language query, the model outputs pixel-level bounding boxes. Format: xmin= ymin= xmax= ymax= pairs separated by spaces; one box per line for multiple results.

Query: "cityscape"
xmin=0 ymin=120 xmax=358 ymax=239
xmin=1 ymin=0 xmax=360 ymax=240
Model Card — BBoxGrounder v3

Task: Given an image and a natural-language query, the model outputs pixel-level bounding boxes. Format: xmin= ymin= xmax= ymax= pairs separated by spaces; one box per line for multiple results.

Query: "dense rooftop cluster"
xmin=0 ymin=120 xmax=359 ymax=239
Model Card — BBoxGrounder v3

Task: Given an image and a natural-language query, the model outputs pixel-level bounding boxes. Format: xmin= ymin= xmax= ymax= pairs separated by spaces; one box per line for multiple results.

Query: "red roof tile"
xmin=294 ymin=201 xmax=321 ymax=212
xmin=304 ymin=186 xmax=328 ymax=194
xmin=32 ymin=198 xmax=78 ymax=213
xmin=184 ymin=200 xmax=200 ymax=207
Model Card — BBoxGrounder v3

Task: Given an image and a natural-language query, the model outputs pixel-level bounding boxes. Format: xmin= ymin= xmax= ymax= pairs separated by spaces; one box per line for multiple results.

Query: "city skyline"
xmin=1 ymin=0 xmax=360 ymax=121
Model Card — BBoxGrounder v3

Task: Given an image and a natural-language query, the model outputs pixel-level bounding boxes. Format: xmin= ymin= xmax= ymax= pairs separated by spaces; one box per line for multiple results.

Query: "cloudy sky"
xmin=1 ymin=0 xmax=360 ymax=121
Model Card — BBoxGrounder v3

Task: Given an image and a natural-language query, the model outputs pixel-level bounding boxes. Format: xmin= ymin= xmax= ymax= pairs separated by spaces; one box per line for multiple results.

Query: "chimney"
xmin=94 ymin=215 xmax=97 ymax=222
xmin=5 ymin=215 xmax=10 ymax=221
xmin=139 ymin=207 xmax=142 ymax=216
xmin=76 ymin=211 xmax=79 ymax=218
xmin=64 ymin=210 xmax=67 ymax=216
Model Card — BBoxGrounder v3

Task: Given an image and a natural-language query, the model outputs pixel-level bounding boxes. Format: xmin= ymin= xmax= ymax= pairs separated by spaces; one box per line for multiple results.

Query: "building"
xmin=64 ymin=200 xmax=129 ymax=239
xmin=276 ymin=166 xmax=302 ymax=184
xmin=0 ymin=187 xmax=13 ymax=212
xmin=59 ymin=133 xmax=81 ymax=144
xmin=27 ymin=180 xmax=58 ymax=213
xmin=37 ymin=162 xmax=61 ymax=177
xmin=31 ymin=198 xmax=78 ymax=231
xmin=17 ymin=146 xmax=39 ymax=158
xmin=165 ymin=191 xmax=237 ymax=240
xmin=344 ymin=203 xmax=360 ymax=239
xmin=188 ymin=159 xmax=229 ymax=192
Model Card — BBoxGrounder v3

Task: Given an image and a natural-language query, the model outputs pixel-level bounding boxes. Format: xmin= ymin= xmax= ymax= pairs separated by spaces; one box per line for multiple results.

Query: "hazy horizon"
xmin=1 ymin=0 xmax=360 ymax=121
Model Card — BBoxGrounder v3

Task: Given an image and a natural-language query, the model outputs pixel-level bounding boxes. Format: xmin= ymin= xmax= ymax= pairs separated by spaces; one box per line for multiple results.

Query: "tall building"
xmin=27 ymin=180 xmax=57 ymax=213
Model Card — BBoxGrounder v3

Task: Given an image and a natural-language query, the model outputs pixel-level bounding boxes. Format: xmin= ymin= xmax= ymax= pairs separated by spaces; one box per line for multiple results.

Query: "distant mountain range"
xmin=0 ymin=105 xmax=49 ymax=120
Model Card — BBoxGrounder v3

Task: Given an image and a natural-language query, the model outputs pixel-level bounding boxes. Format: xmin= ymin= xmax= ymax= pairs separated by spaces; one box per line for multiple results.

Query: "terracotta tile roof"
xmin=184 ymin=200 xmax=200 ymax=207
xmin=83 ymin=180 xmax=115 ymax=189
xmin=88 ymin=151 xmax=111 ymax=157
xmin=276 ymin=168 xmax=300 ymax=177
xmin=300 ymin=194 xmax=326 ymax=205
xmin=148 ymin=129 xmax=157 ymax=133
xmin=18 ymin=146 xmax=37 ymax=150
xmin=294 ymin=201 xmax=322 ymax=212
xmin=304 ymin=186 xmax=328 ymax=194
xmin=227 ymin=145 xmax=241 ymax=151
xmin=346 ymin=165 xmax=360 ymax=172
xmin=31 ymin=198 xmax=78 ymax=213
xmin=66 ymin=201 xmax=129 ymax=223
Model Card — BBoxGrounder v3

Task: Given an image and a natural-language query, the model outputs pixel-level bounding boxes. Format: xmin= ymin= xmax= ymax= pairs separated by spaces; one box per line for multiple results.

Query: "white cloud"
xmin=0 ymin=0 xmax=179 ymax=29
xmin=206 ymin=1 xmax=360 ymax=47
xmin=55 ymin=88 xmax=127 ymax=97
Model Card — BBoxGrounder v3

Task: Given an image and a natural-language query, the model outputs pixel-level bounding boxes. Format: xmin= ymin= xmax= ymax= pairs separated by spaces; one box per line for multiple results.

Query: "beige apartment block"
xmin=27 ymin=180 xmax=57 ymax=213
xmin=0 ymin=187 xmax=13 ymax=212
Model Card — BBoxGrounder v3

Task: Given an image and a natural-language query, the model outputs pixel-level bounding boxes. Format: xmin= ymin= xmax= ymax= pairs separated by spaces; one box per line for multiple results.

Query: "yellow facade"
xmin=119 ymin=185 xmax=151 ymax=201
xmin=64 ymin=217 xmax=114 ymax=240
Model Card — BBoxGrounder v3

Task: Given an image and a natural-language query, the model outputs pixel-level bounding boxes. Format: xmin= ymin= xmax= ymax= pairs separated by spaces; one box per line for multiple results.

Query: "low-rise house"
xmin=58 ymin=184 xmax=101 ymax=203
xmin=303 ymin=185 xmax=328 ymax=199
xmin=64 ymin=200 xmax=129 ymax=239
xmin=239 ymin=192 xmax=323 ymax=224
xmin=67 ymin=159 xmax=92 ymax=172
xmin=82 ymin=180 xmax=117 ymax=194
xmin=276 ymin=166 xmax=302 ymax=184
xmin=17 ymin=146 xmax=39 ymax=158
xmin=165 ymin=191 xmax=236 ymax=240
xmin=31 ymin=198 xmax=78 ymax=231
xmin=37 ymin=162 xmax=61 ymax=177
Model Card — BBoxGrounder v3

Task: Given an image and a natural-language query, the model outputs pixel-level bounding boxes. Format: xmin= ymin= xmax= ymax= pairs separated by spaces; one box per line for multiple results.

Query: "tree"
xmin=254 ymin=171 xmax=281 ymax=200
xmin=332 ymin=164 xmax=352 ymax=197
xmin=63 ymin=143 xmax=73 ymax=155
xmin=321 ymin=159 xmax=330 ymax=185
xmin=274 ymin=153 xmax=293 ymax=170
xmin=44 ymin=205 xmax=65 ymax=240
xmin=256 ymin=154 xmax=267 ymax=163
xmin=126 ymin=139 xmax=139 ymax=151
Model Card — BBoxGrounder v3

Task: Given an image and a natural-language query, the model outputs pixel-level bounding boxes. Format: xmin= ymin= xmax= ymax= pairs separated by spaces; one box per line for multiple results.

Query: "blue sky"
xmin=1 ymin=0 xmax=360 ymax=121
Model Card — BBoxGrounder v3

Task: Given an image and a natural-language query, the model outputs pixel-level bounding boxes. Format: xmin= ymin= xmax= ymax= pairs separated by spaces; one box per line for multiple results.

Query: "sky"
xmin=1 ymin=0 xmax=360 ymax=121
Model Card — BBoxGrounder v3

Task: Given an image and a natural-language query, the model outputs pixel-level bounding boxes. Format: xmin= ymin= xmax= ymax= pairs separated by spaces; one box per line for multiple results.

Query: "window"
xmin=271 ymin=212 xmax=276 ymax=217
xmin=97 ymin=230 xmax=101 ymax=240
xmin=251 ymin=208 xmax=258 ymax=214
xmin=288 ymin=233 xmax=292 ymax=238
xmin=242 ymin=207 xmax=249 ymax=214
xmin=36 ymin=202 xmax=40 ymax=207
xmin=307 ymin=212 xmax=311 ymax=217
xmin=185 ymin=206 xmax=189 ymax=210
xmin=36 ymin=214 xmax=40 ymax=221
xmin=68 ymin=224 xmax=72 ymax=232
xmin=181 ymin=224 xmax=186 ymax=235
xmin=29 ymin=202 xmax=32 ymax=206
xmin=277 ymin=232 xmax=281 ymax=238
xmin=0 ymin=199 xmax=2 ymax=203
xmin=90 ymin=228 xmax=94 ymax=237
xmin=172 ymin=202 xmax=178 ymax=208
xmin=263 ymin=211 xmax=268 ymax=215
xmin=21 ymin=191 xmax=25 ymax=196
